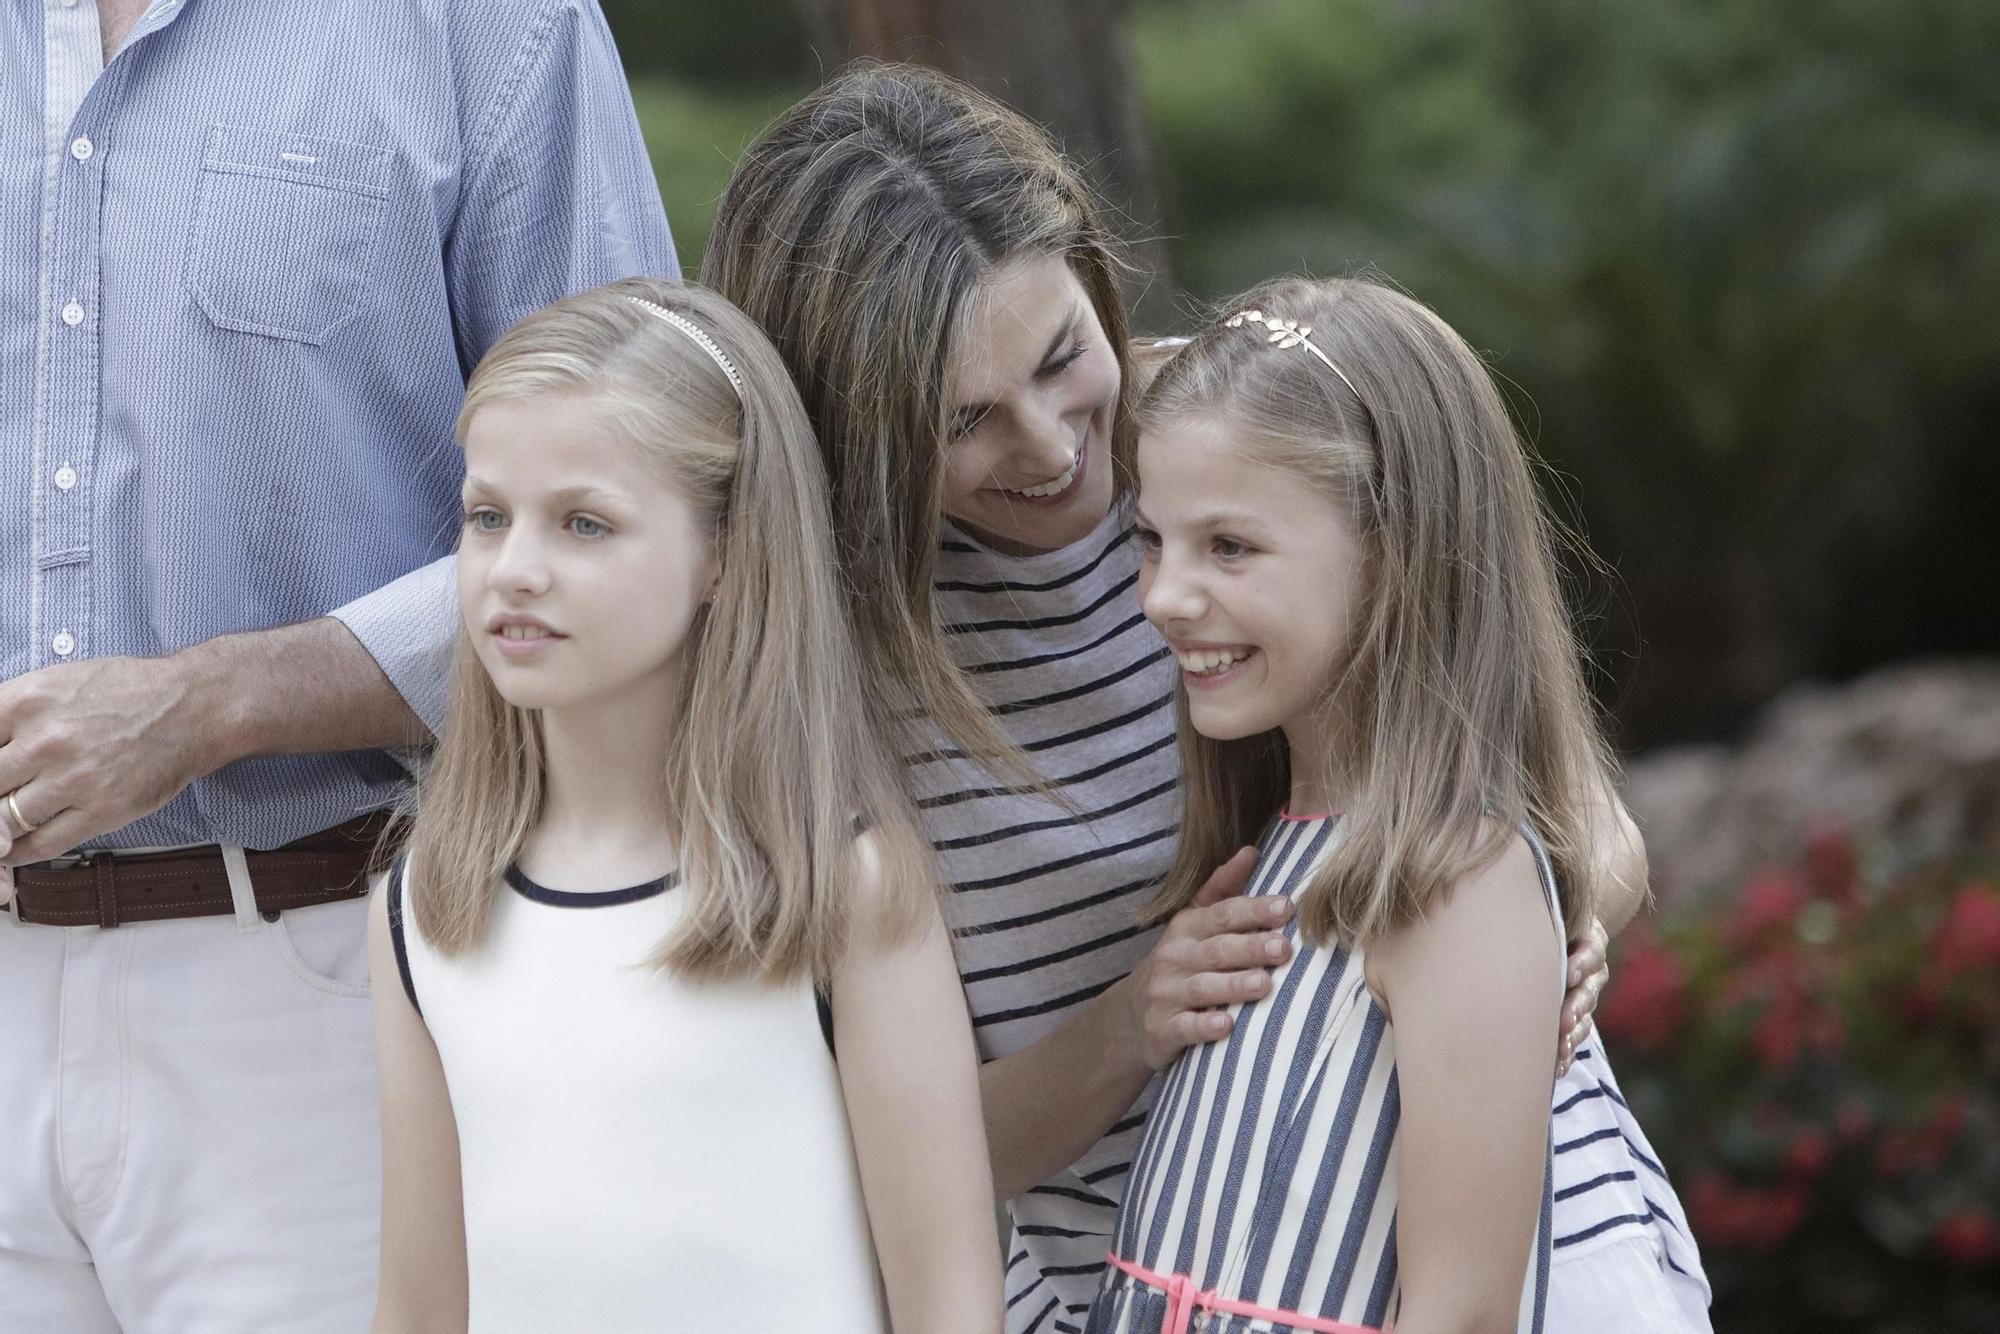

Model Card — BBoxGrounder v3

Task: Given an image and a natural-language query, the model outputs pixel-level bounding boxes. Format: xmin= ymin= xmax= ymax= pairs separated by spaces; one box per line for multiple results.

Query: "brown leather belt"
xmin=8 ymin=813 xmax=394 ymax=929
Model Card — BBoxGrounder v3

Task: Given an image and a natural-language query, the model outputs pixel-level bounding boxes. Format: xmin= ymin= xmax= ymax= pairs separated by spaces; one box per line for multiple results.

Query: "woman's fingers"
xmin=1564 ymin=919 xmax=1608 ymax=989
xmin=1184 ymin=890 xmax=1291 ymax=942
xmin=1176 ymin=1009 xmax=1234 ymax=1047
xmin=1189 ymin=845 xmax=1260 ymax=908
xmin=1184 ymin=969 xmax=1269 ymax=1010
xmin=1558 ymin=916 xmax=1611 ymax=1063
xmin=1137 ymin=884 xmax=1297 ymax=1068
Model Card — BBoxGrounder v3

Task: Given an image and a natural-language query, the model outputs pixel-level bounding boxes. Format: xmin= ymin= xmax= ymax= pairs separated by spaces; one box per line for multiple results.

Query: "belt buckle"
xmin=8 ymin=850 xmax=98 ymax=927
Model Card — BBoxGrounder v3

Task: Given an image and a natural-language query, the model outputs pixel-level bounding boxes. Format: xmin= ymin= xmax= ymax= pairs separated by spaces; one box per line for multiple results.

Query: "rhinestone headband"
xmin=625 ymin=297 xmax=745 ymax=402
xmin=1223 ymin=308 xmax=1369 ymax=414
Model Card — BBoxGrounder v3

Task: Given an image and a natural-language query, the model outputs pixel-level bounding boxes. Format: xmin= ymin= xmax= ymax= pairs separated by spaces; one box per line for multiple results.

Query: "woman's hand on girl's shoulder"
xmin=1558 ymin=787 xmax=1648 ymax=1074
xmin=1119 ymin=846 xmax=1287 ymax=1071
xmin=1558 ymin=915 xmax=1609 ymax=1077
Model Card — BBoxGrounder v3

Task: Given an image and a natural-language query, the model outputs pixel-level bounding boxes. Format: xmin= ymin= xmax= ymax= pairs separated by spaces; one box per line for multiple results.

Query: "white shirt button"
xmin=70 ymin=136 xmax=94 ymax=161
xmin=60 ymin=0 xmax=80 ymax=8
xmin=52 ymin=631 xmax=76 ymax=658
xmin=54 ymin=465 xmax=78 ymax=491
xmin=61 ymin=300 xmax=84 ymax=326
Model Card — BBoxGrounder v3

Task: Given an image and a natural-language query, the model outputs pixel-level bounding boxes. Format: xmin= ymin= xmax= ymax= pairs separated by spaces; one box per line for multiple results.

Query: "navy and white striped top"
xmin=1087 ymin=813 xmax=1559 ymax=1334
xmin=913 ymin=508 xmax=1182 ymax=1334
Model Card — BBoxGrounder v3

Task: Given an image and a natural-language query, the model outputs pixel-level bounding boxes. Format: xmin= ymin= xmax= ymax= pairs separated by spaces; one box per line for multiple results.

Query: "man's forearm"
xmin=189 ymin=616 xmax=430 ymax=768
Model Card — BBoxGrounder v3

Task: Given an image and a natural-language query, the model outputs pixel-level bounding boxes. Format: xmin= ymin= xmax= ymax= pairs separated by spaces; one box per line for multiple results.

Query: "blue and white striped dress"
xmin=1086 ymin=813 xmax=1560 ymax=1334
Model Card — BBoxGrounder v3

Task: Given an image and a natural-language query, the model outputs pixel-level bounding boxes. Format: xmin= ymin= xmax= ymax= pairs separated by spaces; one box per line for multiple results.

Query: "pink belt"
xmin=1104 ymin=1253 xmax=1385 ymax=1334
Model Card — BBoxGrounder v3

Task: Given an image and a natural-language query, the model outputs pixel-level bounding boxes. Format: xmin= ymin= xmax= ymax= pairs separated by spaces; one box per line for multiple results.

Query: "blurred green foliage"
xmin=600 ymin=0 xmax=815 ymax=88
xmin=617 ymin=0 xmax=2000 ymax=747
xmin=633 ymin=80 xmax=804 ymax=275
xmin=1134 ymin=0 xmax=2000 ymax=745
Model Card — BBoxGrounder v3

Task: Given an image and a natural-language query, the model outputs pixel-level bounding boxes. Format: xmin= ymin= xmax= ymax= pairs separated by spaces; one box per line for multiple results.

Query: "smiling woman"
xmin=940 ymin=255 xmax=1123 ymax=556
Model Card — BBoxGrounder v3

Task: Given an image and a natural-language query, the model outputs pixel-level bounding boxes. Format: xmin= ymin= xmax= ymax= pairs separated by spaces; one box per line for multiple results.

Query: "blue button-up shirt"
xmin=3 ymin=0 xmax=677 ymax=849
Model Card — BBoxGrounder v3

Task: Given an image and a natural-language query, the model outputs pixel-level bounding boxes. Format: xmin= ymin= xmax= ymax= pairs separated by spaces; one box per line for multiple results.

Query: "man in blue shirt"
xmin=0 ymin=1 xmax=675 ymax=1326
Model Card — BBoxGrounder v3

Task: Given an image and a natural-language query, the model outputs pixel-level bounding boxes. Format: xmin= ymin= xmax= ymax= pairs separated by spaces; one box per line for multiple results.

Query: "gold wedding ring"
xmin=5 ymin=790 xmax=39 ymax=836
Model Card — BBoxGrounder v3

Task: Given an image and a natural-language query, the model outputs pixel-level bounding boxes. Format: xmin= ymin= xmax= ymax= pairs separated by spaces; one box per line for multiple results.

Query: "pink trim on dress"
xmin=1105 ymin=1253 xmax=1385 ymax=1334
xmin=1277 ymin=807 xmax=1343 ymax=823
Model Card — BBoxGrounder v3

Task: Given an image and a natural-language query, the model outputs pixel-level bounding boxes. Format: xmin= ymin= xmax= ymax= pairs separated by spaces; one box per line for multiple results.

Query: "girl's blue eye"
xmin=1214 ymin=536 xmax=1251 ymax=560
xmin=465 ymin=507 xmax=505 ymax=532
xmin=567 ymin=515 xmax=609 ymax=539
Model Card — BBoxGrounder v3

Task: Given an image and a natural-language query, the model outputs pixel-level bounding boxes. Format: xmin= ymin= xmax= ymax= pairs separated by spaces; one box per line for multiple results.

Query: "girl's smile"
xmin=1172 ymin=641 xmax=1259 ymax=687
xmin=1133 ymin=412 xmax=1367 ymax=761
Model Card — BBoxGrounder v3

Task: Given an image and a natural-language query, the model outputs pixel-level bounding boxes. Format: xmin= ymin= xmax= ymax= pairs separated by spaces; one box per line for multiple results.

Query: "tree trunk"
xmin=795 ymin=0 xmax=1176 ymax=330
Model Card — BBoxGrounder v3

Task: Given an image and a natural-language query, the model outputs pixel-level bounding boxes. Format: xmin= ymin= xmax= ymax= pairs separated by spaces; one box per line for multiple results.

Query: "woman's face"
xmin=940 ymin=254 xmax=1122 ymax=555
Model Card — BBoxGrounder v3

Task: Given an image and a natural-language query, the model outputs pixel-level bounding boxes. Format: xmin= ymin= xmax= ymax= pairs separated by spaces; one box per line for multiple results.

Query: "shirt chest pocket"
xmin=185 ymin=125 xmax=395 ymax=345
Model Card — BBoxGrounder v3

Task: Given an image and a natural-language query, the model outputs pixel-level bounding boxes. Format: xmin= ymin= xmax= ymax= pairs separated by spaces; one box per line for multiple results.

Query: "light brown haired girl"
xmin=1090 ymin=276 xmax=1708 ymax=1334
xmin=368 ymin=278 xmax=999 ymax=1334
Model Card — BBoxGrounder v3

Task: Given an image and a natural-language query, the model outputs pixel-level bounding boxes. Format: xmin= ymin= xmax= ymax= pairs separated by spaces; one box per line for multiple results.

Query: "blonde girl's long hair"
xmin=702 ymin=61 xmax=1138 ymax=780
xmin=1144 ymin=277 xmax=1612 ymax=947
xmin=405 ymin=278 xmax=932 ymax=981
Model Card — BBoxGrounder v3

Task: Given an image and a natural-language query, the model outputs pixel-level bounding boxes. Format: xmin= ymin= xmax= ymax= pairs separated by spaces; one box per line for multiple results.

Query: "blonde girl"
xmin=365 ymin=279 xmax=999 ymax=1334
xmin=1089 ymin=277 xmax=1707 ymax=1334
xmin=706 ymin=63 xmax=1645 ymax=1334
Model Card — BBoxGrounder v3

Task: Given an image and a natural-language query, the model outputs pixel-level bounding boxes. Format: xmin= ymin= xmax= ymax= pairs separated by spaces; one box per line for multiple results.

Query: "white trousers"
xmin=0 ymin=872 xmax=380 ymax=1334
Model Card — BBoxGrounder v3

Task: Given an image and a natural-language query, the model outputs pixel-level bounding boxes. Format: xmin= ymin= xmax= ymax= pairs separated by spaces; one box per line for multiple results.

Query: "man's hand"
xmin=0 ymin=618 xmax=427 ymax=884
xmin=0 ymin=652 xmax=233 ymax=866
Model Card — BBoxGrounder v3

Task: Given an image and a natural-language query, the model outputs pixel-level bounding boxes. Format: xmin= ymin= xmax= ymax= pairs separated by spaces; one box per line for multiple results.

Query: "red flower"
xmin=1688 ymin=1172 xmax=1808 ymax=1251
xmin=1894 ymin=977 xmax=1942 ymax=1029
xmin=1932 ymin=882 xmax=2000 ymax=979
xmin=1802 ymin=823 xmax=1858 ymax=903
xmin=1916 ymin=1093 xmax=1970 ymax=1165
xmin=1729 ymin=869 xmax=1810 ymax=949
xmin=1934 ymin=1208 xmax=2000 ymax=1268
xmin=1784 ymin=1127 xmax=1833 ymax=1179
xmin=1876 ymin=1131 xmax=1915 ymax=1179
xmin=1834 ymin=1097 xmax=1872 ymax=1144
xmin=1803 ymin=1005 xmax=1846 ymax=1056
xmin=1752 ymin=995 xmax=1809 ymax=1072
xmin=1598 ymin=929 xmax=1689 ymax=1053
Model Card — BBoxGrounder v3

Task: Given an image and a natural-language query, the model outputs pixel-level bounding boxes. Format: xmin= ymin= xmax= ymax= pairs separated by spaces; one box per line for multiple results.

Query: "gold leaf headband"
xmin=625 ymin=297 xmax=746 ymax=402
xmin=1223 ymin=308 xmax=1369 ymax=413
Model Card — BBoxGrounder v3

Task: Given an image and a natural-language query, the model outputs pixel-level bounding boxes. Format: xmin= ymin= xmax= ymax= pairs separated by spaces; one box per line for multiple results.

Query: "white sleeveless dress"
xmin=387 ymin=860 xmax=888 ymax=1333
